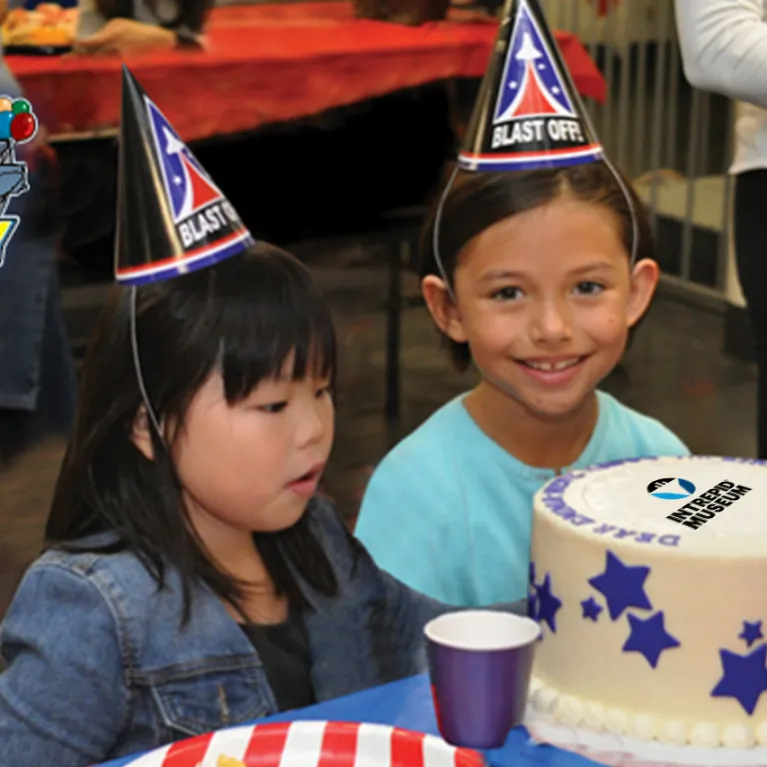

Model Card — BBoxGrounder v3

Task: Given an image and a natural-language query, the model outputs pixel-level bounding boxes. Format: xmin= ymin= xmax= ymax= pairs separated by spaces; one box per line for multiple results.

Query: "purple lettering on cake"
xmin=541 ymin=491 xmax=595 ymax=527
xmin=657 ymin=535 xmax=680 ymax=547
xmin=542 ymin=496 xmax=575 ymax=519
xmin=546 ymin=477 xmax=572 ymax=495
xmin=542 ymin=495 xmax=567 ymax=513
xmin=541 ymin=494 xmax=581 ymax=520
xmin=592 ymin=524 xmax=616 ymax=536
xmin=614 ymin=529 xmax=637 ymax=539
xmin=634 ymin=532 xmax=656 ymax=544
xmin=555 ymin=508 xmax=578 ymax=522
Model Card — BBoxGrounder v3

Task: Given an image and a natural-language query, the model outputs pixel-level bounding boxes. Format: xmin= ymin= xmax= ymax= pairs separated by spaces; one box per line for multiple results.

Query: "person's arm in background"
xmin=675 ymin=0 xmax=767 ymax=108
xmin=75 ymin=0 xmax=108 ymax=40
xmin=74 ymin=0 xmax=213 ymax=55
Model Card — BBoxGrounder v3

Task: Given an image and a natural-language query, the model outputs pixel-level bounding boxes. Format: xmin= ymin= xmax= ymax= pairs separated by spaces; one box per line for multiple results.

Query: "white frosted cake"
xmin=528 ymin=456 xmax=767 ymax=749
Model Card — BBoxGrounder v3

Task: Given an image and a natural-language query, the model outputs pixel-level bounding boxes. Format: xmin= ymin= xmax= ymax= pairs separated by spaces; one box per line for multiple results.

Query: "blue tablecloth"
xmin=100 ymin=674 xmax=601 ymax=767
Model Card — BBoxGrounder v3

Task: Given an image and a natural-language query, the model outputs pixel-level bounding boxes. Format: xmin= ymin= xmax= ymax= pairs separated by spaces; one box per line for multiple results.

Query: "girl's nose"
xmin=296 ymin=397 xmax=326 ymax=447
xmin=529 ymin=299 xmax=574 ymax=343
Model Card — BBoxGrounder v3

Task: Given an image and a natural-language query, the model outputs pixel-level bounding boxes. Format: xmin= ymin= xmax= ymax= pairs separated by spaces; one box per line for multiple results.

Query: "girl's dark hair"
xmin=420 ymin=162 xmax=654 ymax=372
xmin=46 ymin=243 xmax=338 ymax=622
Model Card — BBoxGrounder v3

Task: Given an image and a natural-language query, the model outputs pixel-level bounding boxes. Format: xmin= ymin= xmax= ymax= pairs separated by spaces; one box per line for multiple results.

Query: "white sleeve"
xmin=674 ymin=0 xmax=767 ymax=108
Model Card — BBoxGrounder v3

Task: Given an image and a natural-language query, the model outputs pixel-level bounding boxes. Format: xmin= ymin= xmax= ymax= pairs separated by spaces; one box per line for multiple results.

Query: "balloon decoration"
xmin=11 ymin=112 xmax=36 ymax=142
xmin=0 ymin=95 xmax=39 ymax=143
xmin=0 ymin=111 xmax=13 ymax=141
xmin=11 ymin=99 xmax=31 ymax=115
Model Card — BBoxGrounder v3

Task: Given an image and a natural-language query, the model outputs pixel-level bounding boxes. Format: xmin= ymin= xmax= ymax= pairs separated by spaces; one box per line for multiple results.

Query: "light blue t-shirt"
xmin=355 ymin=391 xmax=689 ymax=607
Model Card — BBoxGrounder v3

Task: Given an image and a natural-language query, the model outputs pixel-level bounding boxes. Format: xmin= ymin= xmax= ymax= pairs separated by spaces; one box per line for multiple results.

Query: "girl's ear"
xmin=627 ymin=258 xmax=660 ymax=328
xmin=421 ymin=275 xmax=468 ymax=343
xmin=131 ymin=405 xmax=154 ymax=461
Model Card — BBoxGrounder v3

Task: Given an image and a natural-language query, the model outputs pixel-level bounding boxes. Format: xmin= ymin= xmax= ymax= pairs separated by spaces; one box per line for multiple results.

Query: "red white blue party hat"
xmin=115 ymin=66 xmax=255 ymax=286
xmin=458 ymin=0 xmax=603 ymax=172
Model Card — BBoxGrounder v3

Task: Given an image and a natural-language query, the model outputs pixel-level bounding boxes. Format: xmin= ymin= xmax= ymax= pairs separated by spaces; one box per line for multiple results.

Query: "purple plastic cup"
xmin=424 ymin=610 xmax=541 ymax=749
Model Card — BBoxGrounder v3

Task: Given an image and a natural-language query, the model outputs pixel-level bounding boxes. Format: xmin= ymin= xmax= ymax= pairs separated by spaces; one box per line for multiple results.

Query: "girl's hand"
xmin=73 ymin=18 xmax=177 ymax=57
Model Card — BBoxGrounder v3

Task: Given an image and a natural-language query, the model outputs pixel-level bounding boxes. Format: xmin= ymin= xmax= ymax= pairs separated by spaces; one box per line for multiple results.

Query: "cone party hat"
xmin=458 ymin=0 xmax=603 ymax=173
xmin=115 ymin=66 xmax=256 ymax=285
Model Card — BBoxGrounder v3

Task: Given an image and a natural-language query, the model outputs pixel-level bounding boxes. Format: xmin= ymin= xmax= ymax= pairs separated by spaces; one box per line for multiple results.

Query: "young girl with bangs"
xmin=0 ymin=244 xmax=463 ymax=767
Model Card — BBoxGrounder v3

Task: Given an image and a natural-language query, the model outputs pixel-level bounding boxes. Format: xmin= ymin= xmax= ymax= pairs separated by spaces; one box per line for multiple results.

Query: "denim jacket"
xmin=0 ymin=498 xmax=464 ymax=767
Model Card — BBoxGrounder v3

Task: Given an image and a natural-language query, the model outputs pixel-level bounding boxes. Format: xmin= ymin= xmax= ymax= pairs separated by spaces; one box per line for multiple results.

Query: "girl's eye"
xmin=491 ymin=286 xmax=523 ymax=301
xmin=259 ymin=401 xmax=288 ymax=414
xmin=575 ymin=281 xmax=604 ymax=296
xmin=316 ymin=385 xmax=332 ymax=399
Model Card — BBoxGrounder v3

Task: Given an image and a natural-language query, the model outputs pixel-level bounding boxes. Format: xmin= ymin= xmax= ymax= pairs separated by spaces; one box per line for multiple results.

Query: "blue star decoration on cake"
xmin=622 ymin=611 xmax=680 ymax=668
xmin=531 ymin=572 xmax=562 ymax=633
xmin=711 ymin=644 xmax=767 ymax=715
xmin=588 ymin=551 xmax=652 ymax=620
xmin=739 ymin=621 xmax=764 ymax=648
xmin=581 ymin=597 xmax=602 ymax=622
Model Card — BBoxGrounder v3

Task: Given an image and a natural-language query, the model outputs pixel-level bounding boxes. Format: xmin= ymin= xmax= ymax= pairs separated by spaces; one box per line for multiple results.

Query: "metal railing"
xmin=541 ymin=0 xmax=734 ymax=300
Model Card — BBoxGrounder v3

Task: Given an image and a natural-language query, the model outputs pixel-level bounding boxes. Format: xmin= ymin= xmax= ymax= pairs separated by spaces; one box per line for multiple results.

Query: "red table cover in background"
xmin=5 ymin=2 xmax=606 ymax=142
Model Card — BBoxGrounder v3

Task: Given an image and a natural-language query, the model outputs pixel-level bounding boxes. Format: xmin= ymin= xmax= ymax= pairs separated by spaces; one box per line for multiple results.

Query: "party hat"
xmin=115 ymin=66 xmax=255 ymax=285
xmin=458 ymin=0 xmax=603 ymax=173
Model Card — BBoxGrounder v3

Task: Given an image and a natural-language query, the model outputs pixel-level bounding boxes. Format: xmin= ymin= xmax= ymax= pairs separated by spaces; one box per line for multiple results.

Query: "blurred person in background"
xmin=74 ymin=0 xmax=212 ymax=55
xmin=0 ymin=1 xmax=77 ymax=465
xmin=676 ymin=0 xmax=767 ymax=459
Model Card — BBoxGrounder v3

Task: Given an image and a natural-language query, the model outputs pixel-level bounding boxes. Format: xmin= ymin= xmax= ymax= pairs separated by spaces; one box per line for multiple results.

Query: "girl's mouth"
xmin=516 ymin=356 xmax=589 ymax=386
xmin=520 ymin=357 xmax=584 ymax=373
xmin=288 ymin=464 xmax=325 ymax=497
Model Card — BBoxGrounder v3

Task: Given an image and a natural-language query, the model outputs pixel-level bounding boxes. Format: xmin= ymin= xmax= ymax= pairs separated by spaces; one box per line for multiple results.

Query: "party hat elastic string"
xmin=431 ymin=0 xmax=640 ymax=288
xmin=431 ymin=163 xmax=460 ymax=303
xmin=431 ymin=151 xmax=640 ymax=300
xmin=577 ymin=97 xmax=639 ymax=265
xmin=129 ymin=286 xmax=165 ymax=443
xmin=431 ymin=145 xmax=640 ymax=297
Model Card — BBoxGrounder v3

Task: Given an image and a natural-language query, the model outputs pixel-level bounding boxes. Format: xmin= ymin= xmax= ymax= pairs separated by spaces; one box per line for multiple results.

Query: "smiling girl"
xmin=354 ymin=163 xmax=689 ymax=608
xmin=354 ymin=0 xmax=690 ymax=609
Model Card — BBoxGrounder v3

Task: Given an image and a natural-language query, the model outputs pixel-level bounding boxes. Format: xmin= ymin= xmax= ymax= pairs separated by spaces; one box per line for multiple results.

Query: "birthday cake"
xmin=527 ymin=456 xmax=767 ymax=749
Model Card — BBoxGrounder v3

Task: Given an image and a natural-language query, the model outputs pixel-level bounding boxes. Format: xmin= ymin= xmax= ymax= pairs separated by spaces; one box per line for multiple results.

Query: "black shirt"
xmin=240 ymin=612 xmax=316 ymax=712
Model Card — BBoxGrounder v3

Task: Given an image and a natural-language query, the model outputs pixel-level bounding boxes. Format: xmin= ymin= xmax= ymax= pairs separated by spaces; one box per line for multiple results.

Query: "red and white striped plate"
xmin=124 ymin=721 xmax=486 ymax=767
